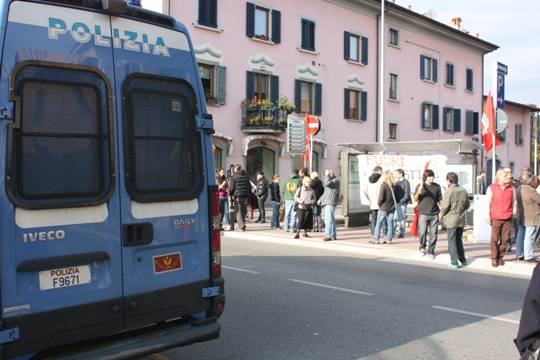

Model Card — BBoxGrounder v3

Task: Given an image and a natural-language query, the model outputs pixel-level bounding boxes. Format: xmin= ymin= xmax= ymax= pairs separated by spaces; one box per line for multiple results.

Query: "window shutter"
xmin=432 ymin=104 xmax=439 ymax=129
xmin=420 ymin=56 xmax=425 ymax=80
xmin=294 ymin=79 xmax=301 ymax=111
xmin=271 ymin=10 xmax=281 ymax=44
xmin=453 ymin=108 xmax=461 ymax=132
xmin=246 ymin=71 xmax=254 ymax=100
xmin=442 ymin=108 xmax=450 ymax=131
xmin=360 ymin=91 xmax=368 ymax=121
xmin=301 ymin=19 xmax=308 ymax=49
xmin=344 ymin=31 xmax=350 ymax=60
xmin=465 ymin=110 xmax=473 ymax=134
xmin=421 ymin=103 xmax=426 ymax=129
xmin=432 ymin=59 xmax=438 ymax=83
xmin=216 ymin=65 xmax=226 ymax=105
xmin=344 ymin=89 xmax=350 ymax=119
xmin=270 ymin=75 xmax=279 ymax=103
xmin=198 ymin=0 xmax=208 ymax=25
xmin=208 ymin=0 xmax=217 ymax=28
xmin=361 ymin=36 xmax=368 ymax=65
xmin=246 ymin=2 xmax=255 ymax=38
xmin=309 ymin=22 xmax=315 ymax=51
xmin=473 ymin=112 xmax=479 ymax=134
xmin=314 ymin=83 xmax=322 ymax=116
xmin=466 ymin=69 xmax=473 ymax=90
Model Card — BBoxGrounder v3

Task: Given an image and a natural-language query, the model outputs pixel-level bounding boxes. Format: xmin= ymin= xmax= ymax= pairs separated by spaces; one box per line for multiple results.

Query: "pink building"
xmin=156 ymin=0 xmax=535 ymax=181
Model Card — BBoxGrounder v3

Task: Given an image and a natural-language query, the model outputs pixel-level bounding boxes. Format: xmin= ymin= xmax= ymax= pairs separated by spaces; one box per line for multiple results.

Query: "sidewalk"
xmin=222 ymin=214 xmax=538 ymax=278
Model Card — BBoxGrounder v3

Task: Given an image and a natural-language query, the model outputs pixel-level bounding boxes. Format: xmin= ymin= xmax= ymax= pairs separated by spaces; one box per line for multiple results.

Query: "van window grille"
xmin=123 ymin=76 xmax=203 ymax=202
xmin=8 ymin=65 xmax=112 ymax=209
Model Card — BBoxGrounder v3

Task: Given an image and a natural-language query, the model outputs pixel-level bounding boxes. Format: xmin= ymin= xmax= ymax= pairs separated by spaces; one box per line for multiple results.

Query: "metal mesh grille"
xmin=124 ymin=76 xmax=203 ymax=202
xmin=10 ymin=65 xmax=111 ymax=208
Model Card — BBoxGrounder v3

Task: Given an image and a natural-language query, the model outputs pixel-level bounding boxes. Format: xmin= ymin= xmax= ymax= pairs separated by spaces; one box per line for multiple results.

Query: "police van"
xmin=0 ymin=0 xmax=224 ymax=358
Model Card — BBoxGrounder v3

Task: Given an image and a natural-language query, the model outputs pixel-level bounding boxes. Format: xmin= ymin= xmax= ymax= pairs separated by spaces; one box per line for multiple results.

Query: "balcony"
xmin=241 ymin=98 xmax=295 ymax=133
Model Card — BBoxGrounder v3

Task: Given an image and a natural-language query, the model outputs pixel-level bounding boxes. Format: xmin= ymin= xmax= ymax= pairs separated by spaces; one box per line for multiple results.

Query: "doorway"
xmin=246 ymin=147 xmax=275 ymax=183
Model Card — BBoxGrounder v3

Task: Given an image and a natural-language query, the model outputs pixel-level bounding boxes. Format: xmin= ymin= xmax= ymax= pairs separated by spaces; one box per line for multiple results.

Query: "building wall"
xmin=167 ymin=0 xmax=502 ymax=179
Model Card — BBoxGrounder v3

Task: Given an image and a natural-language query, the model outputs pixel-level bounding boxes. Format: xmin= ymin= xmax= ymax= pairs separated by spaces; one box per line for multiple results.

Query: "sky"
xmin=140 ymin=0 xmax=540 ymax=107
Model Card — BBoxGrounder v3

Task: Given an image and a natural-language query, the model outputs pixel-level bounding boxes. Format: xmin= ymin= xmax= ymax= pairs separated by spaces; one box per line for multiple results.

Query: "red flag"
xmin=481 ymin=92 xmax=500 ymax=152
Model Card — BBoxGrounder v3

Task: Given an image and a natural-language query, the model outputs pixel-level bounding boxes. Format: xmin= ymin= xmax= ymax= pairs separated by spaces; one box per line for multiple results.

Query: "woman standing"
xmin=216 ymin=169 xmax=229 ymax=230
xmin=269 ymin=175 xmax=281 ymax=229
xmin=294 ymin=176 xmax=316 ymax=239
xmin=516 ymin=175 xmax=540 ymax=262
xmin=310 ymin=171 xmax=324 ymax=232
xmin=372 ymin=171 xmax=400 ymax=244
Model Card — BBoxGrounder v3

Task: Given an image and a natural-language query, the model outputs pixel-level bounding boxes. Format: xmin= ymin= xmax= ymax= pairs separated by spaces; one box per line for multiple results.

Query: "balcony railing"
xmin=241 ymin=100 xmax=293 ymax=132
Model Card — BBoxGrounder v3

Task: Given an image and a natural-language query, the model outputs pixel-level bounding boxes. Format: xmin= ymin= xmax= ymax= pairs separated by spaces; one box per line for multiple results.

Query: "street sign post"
xmin=305 ymin=114 xmax=321 ymax=172
xmin=287 ymin=113 xmax=306 ymax=155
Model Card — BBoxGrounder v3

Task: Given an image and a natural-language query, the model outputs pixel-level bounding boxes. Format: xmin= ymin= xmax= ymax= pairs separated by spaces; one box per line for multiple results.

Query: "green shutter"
xmin=295 ymin=80 xmax=301 ymax=111
xmin=246 ymin=2 xmax=255 ymax=38
xmin=246 ymin=71 xmax=254 ymax=100
xmin=344 ymin=89 xmax=350 ymax=119
xmin=453 ymin=108 xmax=461 ymax=132
xmin=270 ymin=75 xmax=279 ymax=103
xmin=360 ymin=91 xmax=367 ymax=121
xmin=314 ymin=83 xmax=322 ymax=116
xmin=216 ymin=65 xmax=226 ymax=105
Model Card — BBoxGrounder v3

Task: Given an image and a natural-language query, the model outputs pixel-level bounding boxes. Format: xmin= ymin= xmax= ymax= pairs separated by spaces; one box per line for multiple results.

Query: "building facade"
xmin=156 ymin=0 xmax=534 ymax=181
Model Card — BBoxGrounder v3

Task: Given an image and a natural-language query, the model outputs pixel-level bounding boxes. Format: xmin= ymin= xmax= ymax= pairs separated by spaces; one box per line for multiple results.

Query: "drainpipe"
xmin=378 ymin=0 xmax=385 ymax=145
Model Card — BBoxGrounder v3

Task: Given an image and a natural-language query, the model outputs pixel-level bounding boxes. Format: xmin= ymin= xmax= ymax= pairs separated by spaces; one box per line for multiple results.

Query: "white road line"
xmin=289 ymin=279 xmax=374 ymax=296
xmin=431 ymin=305 xmax=519 ymax=325
xmin=222 ymin=265 xmax=260 ymax=274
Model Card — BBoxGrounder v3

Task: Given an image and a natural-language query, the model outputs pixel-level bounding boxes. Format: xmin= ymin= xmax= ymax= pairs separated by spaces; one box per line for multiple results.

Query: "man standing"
xmin=395 ymin=169 xmax=411 ymax=238
xmin=487 ymin=168 xmax=517 ymax=267
xmin=255 ymin=171 xmax=269 ymax=223
xmin=364 ymin=166 xmax=385 ymax=236
xmin=321 ymin=169 xmax=340 ymax=241
xmin=413 ymin=169 xmax=442 ymax=259
xmin=228 ymin=164 xmax=250 ymax=231
xmin=476 ymin=170 xmax=487 ymax=195
xmin=439 ymin=172 xmax=470 ymax=269
xmin=283 ymin=170 xmax=302 ymax=232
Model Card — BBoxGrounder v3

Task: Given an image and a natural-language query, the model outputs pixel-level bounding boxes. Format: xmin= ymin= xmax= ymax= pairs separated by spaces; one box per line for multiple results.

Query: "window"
xmin=213 ymin=144 xmax=224 ymax=170
xmin=344 ymin=31 xmax=368 ymax=65
xmin=198 ymin=0 xmax=217 ymax=28
xmin=198 ymin=63 xmax=226 ymax=105
xmin=246 ymin=71 xmax=278 ymax=102
xmin=344 ymin=88 xmax=367 ymax=121
xmin=254 ymin=72 xmax=269 ymax=100
xmin=515 ymin=124 xmax=523 ymax=145
xmin=388 ymin=123 xmax=398 ymax=140
xmin=295 ymin=80 xmax=322 ymax=116
xmin=466 ymin=68 xmax=474 ymax=91
xmin=446 ymin=63 xmax=454 ymax=86
xmin=123 ymin=76 xmax=204 ymax=202
xmin=421 ymin=103 xmax=439 ymax=130
xmin=301 ymin=19 xmax=316 ymax=51
xmin=420 ymin=55 xmax=437 ymax=82
xmin=443 ymin=107 xmax=454 ymax=132
xmin=246 ymin=3 xmax=281 ymax=43
xmin=389 ymin=73 xmax=398 ymax=100
xmin=465 ymin=110 xmax=479 ymax=135
xmin=389 ymin=28 xmax=399 ymax=46
xmin=8 ymin=64 xmax=113 ymax=209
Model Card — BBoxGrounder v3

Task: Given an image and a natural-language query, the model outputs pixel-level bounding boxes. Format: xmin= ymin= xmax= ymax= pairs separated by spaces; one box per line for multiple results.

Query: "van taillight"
xmin=209 ymin=187 xmax=221 ymax=278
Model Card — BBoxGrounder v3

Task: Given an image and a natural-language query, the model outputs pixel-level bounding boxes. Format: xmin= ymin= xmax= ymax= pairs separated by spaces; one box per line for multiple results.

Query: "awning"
xmin=336 ymin=139 xmax=482 ymax=155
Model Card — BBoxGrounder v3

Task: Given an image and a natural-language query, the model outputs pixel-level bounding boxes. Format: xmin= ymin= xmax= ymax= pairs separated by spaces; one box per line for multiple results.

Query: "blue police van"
xmin=0 ymin=0 xmax=224 ymax=358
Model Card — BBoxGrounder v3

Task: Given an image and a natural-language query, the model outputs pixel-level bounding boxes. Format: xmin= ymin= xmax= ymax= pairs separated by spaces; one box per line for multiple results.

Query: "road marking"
xmin=431 ymin=305 xmax=519 ymax=325
xmin=222 ymin=265 xmax=260 ymax=274
xmin=289 ymin=279 xmax=374 ymax=296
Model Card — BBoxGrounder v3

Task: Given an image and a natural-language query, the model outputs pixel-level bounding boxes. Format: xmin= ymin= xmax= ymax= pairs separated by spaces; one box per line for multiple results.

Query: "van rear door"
xmin=0 ymin=1 xmax=123 ymax=356
xmin=109 ymin=16 xmax=212 ymax=329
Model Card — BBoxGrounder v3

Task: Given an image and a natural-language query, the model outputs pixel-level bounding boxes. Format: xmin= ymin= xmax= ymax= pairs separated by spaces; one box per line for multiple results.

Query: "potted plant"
xmin=277 ymin=96 xmax=295 ymax=125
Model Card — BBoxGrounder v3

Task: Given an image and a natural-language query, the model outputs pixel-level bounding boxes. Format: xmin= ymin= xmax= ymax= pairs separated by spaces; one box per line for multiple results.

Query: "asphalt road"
xmin=151 ymin=236 xmax=530 ymax=360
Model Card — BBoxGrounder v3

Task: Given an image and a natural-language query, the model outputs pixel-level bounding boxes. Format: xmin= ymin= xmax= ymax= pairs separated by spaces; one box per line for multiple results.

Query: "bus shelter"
xmin=336 ymin=140 xmax=482 ymax=228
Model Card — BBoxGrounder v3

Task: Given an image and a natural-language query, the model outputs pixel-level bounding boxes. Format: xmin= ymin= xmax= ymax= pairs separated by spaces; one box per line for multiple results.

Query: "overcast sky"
xmin=141 ymin=0 xmax=540 ymax=107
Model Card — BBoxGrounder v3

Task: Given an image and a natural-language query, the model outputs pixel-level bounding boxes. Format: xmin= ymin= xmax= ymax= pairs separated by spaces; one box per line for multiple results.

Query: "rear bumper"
xmin=40 ymin=320 xmax=220 ymax=360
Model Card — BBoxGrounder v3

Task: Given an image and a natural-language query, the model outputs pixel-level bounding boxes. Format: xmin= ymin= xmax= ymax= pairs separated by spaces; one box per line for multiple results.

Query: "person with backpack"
xmin=294 ymin=176 xmax=316 ymax=239
xmin=283 ymin=170 xmax=302 ymax=232
xmin=228 ymin=164 xmax=250 ymax=231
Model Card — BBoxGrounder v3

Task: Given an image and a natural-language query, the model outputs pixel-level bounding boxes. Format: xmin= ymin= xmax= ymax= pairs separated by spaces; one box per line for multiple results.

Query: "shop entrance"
xmin=246 ymin=147 xmax=275 ymax=182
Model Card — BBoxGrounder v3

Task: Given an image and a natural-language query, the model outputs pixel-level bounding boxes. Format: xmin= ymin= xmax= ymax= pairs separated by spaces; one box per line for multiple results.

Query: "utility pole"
xmin=378 ymin=0 xmax=385 ymax=145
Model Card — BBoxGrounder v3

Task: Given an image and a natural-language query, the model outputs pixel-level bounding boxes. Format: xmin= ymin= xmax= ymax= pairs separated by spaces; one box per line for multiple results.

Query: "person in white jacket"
xmin=364 ymin=166 xmax=386 ymax=236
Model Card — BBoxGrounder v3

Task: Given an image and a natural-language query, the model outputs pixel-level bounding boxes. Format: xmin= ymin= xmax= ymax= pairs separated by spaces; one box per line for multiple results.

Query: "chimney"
xmin=451 ymin=17 xmax=462 ymax=29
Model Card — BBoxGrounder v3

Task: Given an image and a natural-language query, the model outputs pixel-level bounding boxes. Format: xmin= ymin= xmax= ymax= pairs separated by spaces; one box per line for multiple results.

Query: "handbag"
xmin=390 ymin=184 xmax=405 ymax=221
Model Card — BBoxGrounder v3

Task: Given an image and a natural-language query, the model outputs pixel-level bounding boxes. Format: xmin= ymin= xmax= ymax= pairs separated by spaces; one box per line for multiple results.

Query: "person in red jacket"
xmin=486 ymin=168 xmax=517 ymax=267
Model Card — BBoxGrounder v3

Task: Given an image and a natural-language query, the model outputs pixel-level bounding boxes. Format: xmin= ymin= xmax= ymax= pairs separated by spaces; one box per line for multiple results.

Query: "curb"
xmin=222 ymin=230 xmax=534 ymax=278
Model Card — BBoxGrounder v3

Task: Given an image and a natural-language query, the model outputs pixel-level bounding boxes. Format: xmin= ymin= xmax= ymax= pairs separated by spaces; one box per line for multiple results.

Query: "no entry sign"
xmin=306 ymin=115 xmax=320 ymax=136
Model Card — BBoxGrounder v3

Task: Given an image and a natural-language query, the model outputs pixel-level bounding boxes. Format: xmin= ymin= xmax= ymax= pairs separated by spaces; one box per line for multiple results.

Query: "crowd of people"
xmin=216 ymin=163 xmax=540 ymax=270
xmin=216 ymin=165 xmax=341 ymax=241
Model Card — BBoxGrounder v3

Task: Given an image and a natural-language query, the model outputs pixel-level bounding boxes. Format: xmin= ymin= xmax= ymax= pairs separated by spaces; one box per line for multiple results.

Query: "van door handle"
xmin=123 ymin=223 xmax=153 ymax=246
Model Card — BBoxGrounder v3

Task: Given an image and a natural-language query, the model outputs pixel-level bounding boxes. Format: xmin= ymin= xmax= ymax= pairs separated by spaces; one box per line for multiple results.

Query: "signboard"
xmin=307 ymin=115 xmax=321 ymax=136
xmin=287 ymin=113 xmax=306 ymax=155
xmin=496 ymin=109 xmax=508 ymax=133
xmin=494 ymin=62 xmax=508 ymax=110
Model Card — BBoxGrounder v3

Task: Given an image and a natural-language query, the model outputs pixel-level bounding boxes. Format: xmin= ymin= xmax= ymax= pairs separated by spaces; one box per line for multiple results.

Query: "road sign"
xmin=287 ymin=113 xmax=306 ymax=155
xmin=496 ymin=109 xmax=508 ymax=133
xmin=495 ymin=62 xmax=508 ymax=109
xmin=306 ymin=115 xmax=321 ymax=136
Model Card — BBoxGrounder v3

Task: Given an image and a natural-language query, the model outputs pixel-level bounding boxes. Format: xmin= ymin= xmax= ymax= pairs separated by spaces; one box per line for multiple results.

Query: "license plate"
xmin=39 ymin=265 xmax=91 ymax=290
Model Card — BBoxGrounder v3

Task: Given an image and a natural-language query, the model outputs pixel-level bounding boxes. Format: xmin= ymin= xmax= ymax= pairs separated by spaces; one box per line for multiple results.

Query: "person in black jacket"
xmin=515 ymin=263 xmax=540 ymax=358
xmin=269 ymin=175 xmax=281 ymax=229
xmin=371 ymin=171 xmax=402 ymax=245
xmin=255 ymin=171 xmax=269 ymax=223
xmin=310 ymin=171 xmax=324 ymax=232
xmin=228 ymin=164 xmax=250 ymax=231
